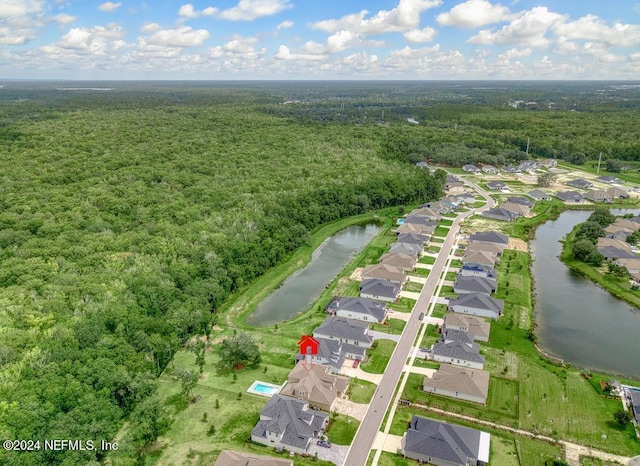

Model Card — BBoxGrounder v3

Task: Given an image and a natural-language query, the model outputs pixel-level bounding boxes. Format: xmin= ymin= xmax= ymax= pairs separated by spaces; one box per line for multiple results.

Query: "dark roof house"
xmin=448 ymin=292 xmax=504 ymax=319
xmin=528 ymin=189 xmax=552 ymax=201
xmin=401 ymin=416 xmax=490 ymax=466
xmin=556 ymin=191 xmax=584 ymax=203
xmin=566 ymin=178 xmax=593 ymax=189
xmin=486 ymin=181 xmax=507 ymax=190
xmin=313 ymin=316 xmax=372 ymax=347
xmin=506 ymin=196 xmax=535 ymax=207
xmin=359 ymin=278 xmax=400 ymax=303
xmin=481 ymin=207 xmax=519 ymax=222
xmin=462 ymin=164 xmax=480 ymax=173
xmin=469 ymin=231 xmax=509 ymax=246
xmin=326 ymin=296 xmax=387 ymax=323
xmin=454 ymin=275 xmax=497 ymax=295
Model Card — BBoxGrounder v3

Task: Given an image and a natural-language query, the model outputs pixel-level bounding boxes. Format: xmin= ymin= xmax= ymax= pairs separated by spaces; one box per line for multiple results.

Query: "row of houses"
xmin=462 ymin=159 xmax=557 ymax=175
xmin=482 ymin=195 xmax=534 ymax=222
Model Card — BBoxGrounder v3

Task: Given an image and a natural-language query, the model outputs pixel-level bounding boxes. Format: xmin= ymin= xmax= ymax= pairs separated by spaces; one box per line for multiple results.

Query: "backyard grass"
xmin=347 ymin=378 xmax=377 ymax=404
xmin=361 ymin=340 xmax=397 ymax=374
xmin=491 ymin=435 xmax=520 ymax=466
xmin=326 ymin=414 xmax=360 ymax=445
xmin=371 ymin=318 xmax=406 ymax=335
xmin=580 ymin=456 xmax=624 ymax=466
xmin=430 ymin=303 xmax=448 ymax=318
xmin=388 ymin=297 xmax=416 ymax=313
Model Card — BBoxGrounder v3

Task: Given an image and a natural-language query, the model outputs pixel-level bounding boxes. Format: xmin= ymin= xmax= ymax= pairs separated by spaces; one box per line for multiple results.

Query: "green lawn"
xmin=426 ymin=244 xmax=442 ymax=253
xmin=371 ymin=318 xmax=406 ymax=335
xmin=326 ymin=414 xmax=360 ymax=445
xmin=388 ymin=297 xmax=416 ymax=313
xmin=580 ymin=456 xmax=624 ymax=466
xmin=430 ymin=237 xmax=445 ymax=243
xmin=434 ymin=227 xmax=450 ymax=237
xmin=419 ymin=255 xmax=436 ymax=265
xmin=438 ymin=285 xmax=457 ymax=298
xmin=440 ymin=219 xmax=454 ymax=226
xmin=408 ymin=267 xmax=430 ymax=277
xmin=430 ymin=303 xmax=448 ymax=318
xmin=347 ymin=379 xmax=377 ymax=404
xmin=369 ymin=451 xmax=412 ymax=466
xmin=442 ymin=271 xmax=457 ymax=281
xmin=361 ymin=340 xmax=396 ymax=374
xmin=403 ymin=280 xmax=424 ymax=292
xmin=450 ymin=259 xmax=463 ymax=267
xmin=491 ymin=435 xmax=520 ymax=466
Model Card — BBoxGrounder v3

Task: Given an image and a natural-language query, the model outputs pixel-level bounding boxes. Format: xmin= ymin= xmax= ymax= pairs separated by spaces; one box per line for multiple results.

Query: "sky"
xmin=1 ymin=0 xmax=640 ymax=80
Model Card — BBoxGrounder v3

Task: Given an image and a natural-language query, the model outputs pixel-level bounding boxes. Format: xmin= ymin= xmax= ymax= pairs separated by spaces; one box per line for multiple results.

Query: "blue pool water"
xmin=253 ymin=383 xmax=277 ymax=394
xmin=397 ymin=219 xmax=405 ymax=224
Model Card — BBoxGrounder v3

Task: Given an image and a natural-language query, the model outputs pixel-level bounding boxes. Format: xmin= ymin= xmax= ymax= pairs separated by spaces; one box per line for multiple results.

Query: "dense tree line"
xmin=0 ymin=87 xmax=442 ymax=464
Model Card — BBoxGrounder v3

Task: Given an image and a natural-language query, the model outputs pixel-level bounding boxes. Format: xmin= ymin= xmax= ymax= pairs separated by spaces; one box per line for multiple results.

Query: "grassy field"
xmin=419 ymin=255 xmax=436 ymax=265
xmin=431 ymin=303 xmax=448 ymax=318
xmin=371 ymin=318 xmax=406 ymax=335
xmin=580 ymin=456 xmax=625 ymax=466
xmin=388 ymin=297 xmax=416 ymax=313
xmin=407 ymin=267 xmax=430 ymax=277
xmin=347 ymin=379 xmax=377 ymax=404
xmin=403 ymin=280 xmax=424 ymax=292
xmin=361 ymin=340 xmax=397 ymax=374
xmin=368 ymin=451 xmax=412 ymax=466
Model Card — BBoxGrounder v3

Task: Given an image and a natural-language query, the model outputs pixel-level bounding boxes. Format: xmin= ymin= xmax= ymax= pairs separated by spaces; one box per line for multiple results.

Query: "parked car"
xmin=418 ymin=312 xmax=424 ymax=320
xmin=317 ymin=440 xmax=331 ymax=448
xmin=420 ymin=347 xmax=430 ymax=353
xmin=352 ymin=359 xmax=360 ymax=368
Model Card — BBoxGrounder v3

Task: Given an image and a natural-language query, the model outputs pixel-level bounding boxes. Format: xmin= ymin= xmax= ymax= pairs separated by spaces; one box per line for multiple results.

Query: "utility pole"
xmin=526 ymin=137 xmax=530 ymax=157
xmin=597 ymin=152 xmax=602 ymax=174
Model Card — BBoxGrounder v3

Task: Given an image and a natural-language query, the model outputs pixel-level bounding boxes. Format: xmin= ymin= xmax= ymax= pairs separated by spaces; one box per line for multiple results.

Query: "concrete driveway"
xmin=399 ymin=290 xmax=421 ymax=300
xmin=334 ymin=398 xmax=369 ymax=421
xmin=309 ymin=442 xmax=350 ymax=465
xmin=368 ymin=330 xmax=401 ymax=343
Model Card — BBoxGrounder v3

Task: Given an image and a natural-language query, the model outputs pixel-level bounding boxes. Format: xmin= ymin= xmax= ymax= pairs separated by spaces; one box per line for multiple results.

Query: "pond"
xmin=531 ymin=209 xmax=640 ymax=379
xmin=246 ymin=223 xmax=382 ymax=326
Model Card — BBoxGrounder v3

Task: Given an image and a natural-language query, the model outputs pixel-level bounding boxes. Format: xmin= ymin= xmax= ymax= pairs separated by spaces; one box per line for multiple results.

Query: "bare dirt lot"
xmin=507 ymin=238 xmax=528 ymax=252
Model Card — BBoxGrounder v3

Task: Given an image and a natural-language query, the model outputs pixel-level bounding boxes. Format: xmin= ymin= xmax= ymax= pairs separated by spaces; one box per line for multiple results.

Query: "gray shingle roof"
xmin=389 ymin=242 xmax=423 ymax=256
xmin=404 ymin=215 xmax=439 ymax=227
xmin=597 ymin=246 xmax=637 ymax=260
xmin=396 ymin=233 xmax=428 ymax=245
xmin=440 ymin=329 xmax=474 ymax=345
xmin=449 ymin=293 xmax=504 ymax=314
xmin=556 ymin=191 xmax=584 ymax=202
xmin=460 ymin=263 xmax=498 ymax=279
xmin=404 ymin=416 xmax=486 ymax=465
xmin=432 ymin=340 xmax=485 ymax=364
xmin=313 ymin=316 xmax=372 ymax=344
xmin=566 ymin=178 xmax=592 ymax=189
xmin=252 ymin=395 xmax=327 ymax=450
xmin=359 ymin=278 xmax=400 ymax=299
xmin=486 ymin=181 xmax=506 ymax=189
xmin=506 ymin=196 xmax=535 ymax=207
xmin=528 ymin=189 xmax=551 ymax=200
xmin=453 ymin=275 xmax=496 ymax=295
xmin=329 ymin=296 xmax=387 ymax=321
xmin=469 ymin=231 xmax=509 ymax=245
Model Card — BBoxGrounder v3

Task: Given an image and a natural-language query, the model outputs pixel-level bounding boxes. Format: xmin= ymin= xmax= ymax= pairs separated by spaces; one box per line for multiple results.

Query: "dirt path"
xmin=508 ymin=237 xmax=529 ymax=252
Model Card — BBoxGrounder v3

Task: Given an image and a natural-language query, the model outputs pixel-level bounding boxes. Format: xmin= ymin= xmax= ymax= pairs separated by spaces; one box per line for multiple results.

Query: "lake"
xmin=531 ymin=209 xmax=640 ymax=379
xmin=246 ymin=223 xmax=382 ymax=326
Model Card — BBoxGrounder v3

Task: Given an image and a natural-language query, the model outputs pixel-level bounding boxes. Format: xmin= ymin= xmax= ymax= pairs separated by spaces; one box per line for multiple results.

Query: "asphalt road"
xmin=342 ymin=178 xmax=495 ymax=466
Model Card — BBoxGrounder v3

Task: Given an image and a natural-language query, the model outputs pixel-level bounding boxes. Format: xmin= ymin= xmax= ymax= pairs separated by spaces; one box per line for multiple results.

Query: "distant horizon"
xmin=2 ymin=78 xmax=640 ymax=83
xmin=1 ymin=1 xmax=639 ymax=80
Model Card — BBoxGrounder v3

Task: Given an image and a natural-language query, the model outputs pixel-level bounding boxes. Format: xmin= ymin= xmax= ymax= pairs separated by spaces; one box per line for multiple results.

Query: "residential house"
xmin=597 ymin=238 xmax=632 ymax=251
xmin=537 ymin=159 xmax=557 ymax=168
xmin=528 ymin=189 xmax=552 ymax=201
xmin=460 ymin=263 xmax=498 ymax=280
xmin=215 ymin=451 xmax=293 ymax=466
xmin=445 ymin=175 xmax=464 ymax=189
xmin=313 ymin=316 xmax=372 ymax=348
xmin=379 ymin=252 xmax=417 ymax=271
xmin=280 ymin=364 xmax=349 ymax=412
xmin=396 ymin=233 xmax=429 ymax=246
xmin=410 ymin=206 xmax=441 ymax=221
xmin=566 ymin=178 xmax=593 ymax=189
xmin=502 ymin=165 xmax=521 ymax=174
xmin=627 ymin=389 xmax=640 ymax=424
xmin=455 ymin=192 xmax=476 ymax=204
xmin=448 ymin=293 xmax=504 ymax=319
xmin=616 ymin=258 xmax=640 ymax=274
xmin=444 ymin=314 xmax=491 ymax=342
xmin=500 ymin=202 xmax=530 ymax=216
xmin=469 ymin=231 xmax=509 ymax=246
xmin=360 ymin=278 xmax=400 ymax=303
xmin=466 ymin=241 xmax=505 ymax=257
xmin=326 ymin=296 xmax=388 ymax=323
xmin=597 ymin=246 xmax=637 ymax=261
xmin=612 ymin=219 xmax=640 ymax=231
xmin=556 ymin=191 xmax=584 ymax=203
xmin=297 ymin=337 xmax=365 ymax=372
xmin=362 ymin=264 xmax=407 ymax=285
xmin=506 ymin=196 xmax=535 ymax=208
xmin=486 ymin=181 xmax=507 ymax=190
xmin=584 ymin=189 xmax=612 ymax=203
xmin=251 ymin=395 xmax=328 ymax=454
xmin=481 ymin=165 xmax=497 ymax=174
xmin=422 ymin=364 xmax=490 ymax=405
xmin=518 ymin=161 xmax=538 ymax=173
xmin=607 ymin=187 xmax=630 ymax=199
xmin=396 ymin=222 xmax=435 ymax=236
xmin=431 ymin=340 xmax=485 ymax=370
xmin=463 ymin=251 xmax=498 ymax=268
xmin=389 ymin=242 xmax=422 ymax=257
xmin=404 ymin=214 xmax=440 ymax=227
xmin=440 ymin=196 xmax=462 ymax=210
xmin=401 ymin=416 xmax=490 ymax=466
xmin=481 ymin=207 xmax=519 ymax=222
xmin=596 ymin=175 xmax=623 ymax=184
xmin=462 ymin=164 xmax=480 ymax=173
xmin=439 ymin=328 xmax=475 ymax=345
xmin=453 ymin=275 xmax=497 ymax=296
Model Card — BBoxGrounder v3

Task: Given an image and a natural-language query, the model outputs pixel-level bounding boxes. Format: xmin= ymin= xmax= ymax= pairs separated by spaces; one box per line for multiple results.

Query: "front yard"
xmin=361 ymin=340 xmax=397 ymax=374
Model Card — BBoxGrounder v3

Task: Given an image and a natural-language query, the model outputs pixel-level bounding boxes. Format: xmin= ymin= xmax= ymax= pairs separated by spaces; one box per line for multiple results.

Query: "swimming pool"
xmin=247 ymin=381 xmax=282 ymax=397
xmin=397 ymin=218 xmax=405 ymax=224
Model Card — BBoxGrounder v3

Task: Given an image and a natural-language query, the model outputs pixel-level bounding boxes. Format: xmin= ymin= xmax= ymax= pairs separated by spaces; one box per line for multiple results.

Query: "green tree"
xmin=216 ymin=333 xmax=261 ymax=374
xmin=126 ymin=395 xmax=173 ymax=448
xmin=613 ymin=409 xmax=632 ymax=426
xmin=572 ymin=239 xmax=604 ymax=265
xmin=574 ymin=221 xmax=604 ymax=244
xmin=588 ymin=208 xmax=615 ymax=227
xmin=567 ymin=152 xmax=586 ymax=165
xmin=537 ymin=172 xmax=557 ymax=187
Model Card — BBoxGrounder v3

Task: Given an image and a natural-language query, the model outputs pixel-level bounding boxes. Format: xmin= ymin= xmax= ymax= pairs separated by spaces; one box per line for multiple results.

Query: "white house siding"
xmin=422 ymin=386 xmax=486 ymax=405
xmin=360 ymin=292 xmax=396 ymax=303
xmin=450 ymin=305 xmax=500 ymax=320
xmin=431 ymin=355 xmax=484 ymax=370
xmin=250 ymin=434 xmax=309 ymax=456
xmin=335 ymin=310 xmax=383 ymax=324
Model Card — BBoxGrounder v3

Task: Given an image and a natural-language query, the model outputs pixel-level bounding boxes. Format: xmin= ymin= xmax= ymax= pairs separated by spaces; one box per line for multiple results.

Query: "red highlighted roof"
xmin=297 ymin=335 xmax=320 ymax=356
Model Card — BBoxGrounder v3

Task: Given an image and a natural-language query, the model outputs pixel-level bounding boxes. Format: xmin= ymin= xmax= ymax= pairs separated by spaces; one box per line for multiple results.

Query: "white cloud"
xmin=497 ymin=47 xmax=531 ymax=59
xmin=0 ymin=0 xmax=44 ymax=19
xmin=274 ymin=45 xmax=326 ymax=61
xmin=553 ymin=15 xmax=640 ymax=47
xmin=277 ymin=20 xmax=293 ymax=29
xmin=581 ymin=41 xmax=624 ymax=63
xmin=53 ymin=13 xmax=76 ymax=25
xmin=311 ymin=0 xmax=442 ymax=35
xmin=404 ymin=27 xmax=437 ymax=43
xmin=140 ymin=22 xmax=160 ymax=33
xmin=178 ymin=4 xmax=218 ymax=18
xmin=468 ymin=6 xmax=566 ymax=47
xmin=437 ymin=0 xmax=511 ymax=28
xmin=211 ymin=36 xmax=265 ymax=60
xmin=42 ymin=23 xmax=127 ymax=56
xmin=98 ymin=2 xmax=122 ymax=13
xmin=219 ymin=0 xmax=291 ymax=21
xmin=145 ymin=26 xmax=210 ymax=47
